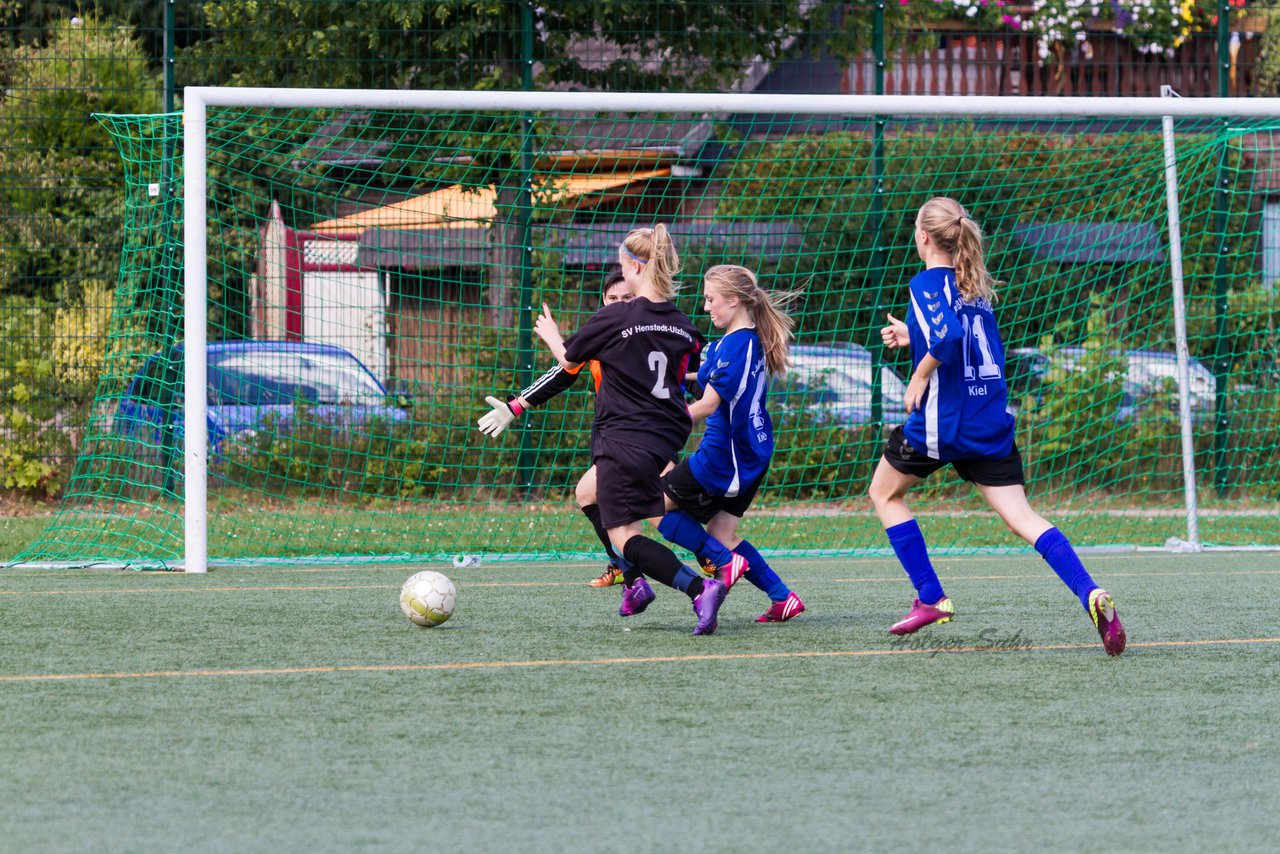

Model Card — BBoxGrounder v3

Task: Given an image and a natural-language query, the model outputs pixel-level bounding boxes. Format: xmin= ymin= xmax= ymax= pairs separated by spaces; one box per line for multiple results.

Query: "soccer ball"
xmin=399 ymin=570 xmax=457 ymax=627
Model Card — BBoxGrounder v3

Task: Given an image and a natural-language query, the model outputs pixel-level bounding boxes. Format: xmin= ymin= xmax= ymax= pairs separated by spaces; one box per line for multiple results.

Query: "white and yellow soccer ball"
xmin=399 ymin=570 xmax=457 ymax=627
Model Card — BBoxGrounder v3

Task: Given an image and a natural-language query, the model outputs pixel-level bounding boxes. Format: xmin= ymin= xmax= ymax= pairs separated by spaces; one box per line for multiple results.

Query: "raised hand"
xmin=533 ymin=303 xmax=570 ymax=366
xmin=533 ymin=303 xmax=562 ymax=348
xmin=881 ymin=312 xmax=909 ymax=350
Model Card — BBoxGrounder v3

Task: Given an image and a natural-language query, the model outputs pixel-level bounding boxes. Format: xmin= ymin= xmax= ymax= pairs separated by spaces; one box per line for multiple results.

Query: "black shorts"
xmin=594 ymin=440 xmax=673 ymax=529
xmin=661 ymin=458 xmax=766 ymax=525
xmin=882 ymin=425 xmax=1024 ymax=487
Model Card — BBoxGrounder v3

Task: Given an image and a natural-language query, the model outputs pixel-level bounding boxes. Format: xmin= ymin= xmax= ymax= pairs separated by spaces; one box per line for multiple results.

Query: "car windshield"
xmin=209 ymin=351 xmax=386 ymax=406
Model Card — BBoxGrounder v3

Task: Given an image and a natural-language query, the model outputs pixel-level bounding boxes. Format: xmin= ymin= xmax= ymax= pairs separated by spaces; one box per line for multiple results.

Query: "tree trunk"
xmin=486 ymin=182 xmax=523 ymax=329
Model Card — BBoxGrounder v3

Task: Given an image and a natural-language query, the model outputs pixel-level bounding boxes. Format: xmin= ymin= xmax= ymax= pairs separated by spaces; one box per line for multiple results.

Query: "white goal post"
xmin=181 ymin=87 xmax=1280 ymax=573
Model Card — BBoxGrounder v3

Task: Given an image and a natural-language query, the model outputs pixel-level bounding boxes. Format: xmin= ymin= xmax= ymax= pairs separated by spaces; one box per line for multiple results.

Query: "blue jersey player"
xmin=657 ymin=264 xmax=806 ymax=623
xmin=535 ymin=225 xmax=734 ymax=636
xmin=868 ymin=197 xmax=1126 ymax=655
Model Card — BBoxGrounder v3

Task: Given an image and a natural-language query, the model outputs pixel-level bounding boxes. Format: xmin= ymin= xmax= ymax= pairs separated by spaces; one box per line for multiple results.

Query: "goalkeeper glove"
xmin=477 ymin=396 xmax=524 ymax=437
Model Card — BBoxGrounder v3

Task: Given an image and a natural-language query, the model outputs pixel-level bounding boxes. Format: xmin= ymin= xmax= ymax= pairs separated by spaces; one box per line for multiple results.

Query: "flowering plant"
xmin=910 ymin=0 xmax=1246 ymax=62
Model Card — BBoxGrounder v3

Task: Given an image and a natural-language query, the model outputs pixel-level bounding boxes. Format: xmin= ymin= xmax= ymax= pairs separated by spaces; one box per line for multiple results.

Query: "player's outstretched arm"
xmin=478 ymin=362 xmax=586 ymax=437
xmin=520 ymin=364 xmax=581 ymax=409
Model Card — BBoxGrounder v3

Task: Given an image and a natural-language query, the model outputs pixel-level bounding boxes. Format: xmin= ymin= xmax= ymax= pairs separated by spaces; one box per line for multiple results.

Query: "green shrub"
xmin=0 ymin=298 xmax=73 ymax=498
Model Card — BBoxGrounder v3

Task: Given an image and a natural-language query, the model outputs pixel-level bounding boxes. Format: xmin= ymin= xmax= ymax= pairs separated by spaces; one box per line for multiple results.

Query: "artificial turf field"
xmin=2 ymin=549 xmax=1278 ymax=852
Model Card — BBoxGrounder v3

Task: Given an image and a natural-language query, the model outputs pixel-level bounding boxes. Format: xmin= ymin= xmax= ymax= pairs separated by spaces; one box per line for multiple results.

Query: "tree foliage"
xmin=0 ymin=0 xmax=205 ymax=58
xmin=183 ymin=1 xmax=883 ymax=92
xmin=0 ymin=14 xmax=162 ymax=298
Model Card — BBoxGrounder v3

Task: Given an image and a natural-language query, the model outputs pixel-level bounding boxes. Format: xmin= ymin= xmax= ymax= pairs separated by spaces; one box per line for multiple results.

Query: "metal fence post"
xmin=1212 ymin=0 xmax=1233 ymax=495
xmin=870 ymin=2 xmax=888 ymax=426
xmin=516 ymin=0 xmax=538 ymax=490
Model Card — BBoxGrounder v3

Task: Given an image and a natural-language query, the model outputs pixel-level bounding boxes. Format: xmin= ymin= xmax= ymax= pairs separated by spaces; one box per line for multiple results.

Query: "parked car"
xmin=781 ymin=343 xmax=910 ymax=425
xmin=114 ymin=340 xmax=410 ymax=456
xmin=1005 ymin=346 xmax=1216 ymax=422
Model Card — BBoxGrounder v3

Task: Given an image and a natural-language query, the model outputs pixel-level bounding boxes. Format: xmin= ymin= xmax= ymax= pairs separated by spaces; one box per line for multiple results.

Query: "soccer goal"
xmin=16 ymin=89 xmax=1280 ymax=572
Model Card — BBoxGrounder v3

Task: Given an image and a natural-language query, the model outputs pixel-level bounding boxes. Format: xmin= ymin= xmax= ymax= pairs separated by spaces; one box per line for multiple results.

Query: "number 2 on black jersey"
xmin=647 ymin=351 xmax=671 ymax=399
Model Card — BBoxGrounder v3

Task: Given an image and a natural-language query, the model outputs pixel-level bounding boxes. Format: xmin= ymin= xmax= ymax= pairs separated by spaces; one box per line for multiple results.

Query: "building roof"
xmin=355 ymin=219 xmax=804 ymax=271
xmin=309 ymin=170 xmax=671 ymax=236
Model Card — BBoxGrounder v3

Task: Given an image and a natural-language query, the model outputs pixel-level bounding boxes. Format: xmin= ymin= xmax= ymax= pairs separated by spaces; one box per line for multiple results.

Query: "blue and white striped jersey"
xmin=689 ymin=328 xmax=773 ymax=497
xmin=903 ymin=266 xmax=1015 ymax=461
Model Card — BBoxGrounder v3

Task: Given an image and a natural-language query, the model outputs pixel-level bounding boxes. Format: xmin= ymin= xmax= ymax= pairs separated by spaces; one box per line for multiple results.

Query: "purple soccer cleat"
xmin=618 ymin=576 xmax=655 ymax=617
xmin=692 ymin=578 xmax=727 ymax=636
xmin=888 ymin=597 xmax=954 ymax=635
xmin=756 ymin=591 xmax=806 ymax=623
xmin=1087 ymin=589 xmax=1126 ymax=656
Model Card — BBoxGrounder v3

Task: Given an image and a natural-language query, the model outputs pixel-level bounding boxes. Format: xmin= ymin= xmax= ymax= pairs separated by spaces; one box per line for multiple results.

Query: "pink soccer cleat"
xmin=756 ymin=591 xmax=806 ymax=623
xmin=888 ymin=597 xmax=955 ymax=635
xmin=715 ymin=553 xmax=749 ymax=589
xmin=1087 ymin=589 xmax=1126 ymax=656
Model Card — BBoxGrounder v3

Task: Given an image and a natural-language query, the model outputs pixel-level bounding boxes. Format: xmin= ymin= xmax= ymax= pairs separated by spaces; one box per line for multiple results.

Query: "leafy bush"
xmin=53 ymin=279 xmax=118 ymax=399
xmin=0 ymin=298 xmax=72 ymax=497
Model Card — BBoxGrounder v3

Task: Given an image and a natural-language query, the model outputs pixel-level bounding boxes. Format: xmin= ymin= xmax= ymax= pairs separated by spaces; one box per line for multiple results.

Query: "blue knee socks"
xmin=656 ymin=512 xmax=793 ymax=602
xmin=1035 ymin=527 xmax=1096 ymax=611
xmin=657 ymin=510 xmax=732 ymax=567
xmin=886 ymin=519 xmax=945 ymax=605
xmin=733 ymin=538 xmax=790 ymax=602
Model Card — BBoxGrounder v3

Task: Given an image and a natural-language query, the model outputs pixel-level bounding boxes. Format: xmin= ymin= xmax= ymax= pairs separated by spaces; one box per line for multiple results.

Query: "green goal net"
xmin=14 ymin=92 xmax=1280 ymax=569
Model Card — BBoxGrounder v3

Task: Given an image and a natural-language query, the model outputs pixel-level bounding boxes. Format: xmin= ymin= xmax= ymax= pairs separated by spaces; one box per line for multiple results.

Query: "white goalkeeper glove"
xmin=477 ymin=395 xmax=523 ymax=437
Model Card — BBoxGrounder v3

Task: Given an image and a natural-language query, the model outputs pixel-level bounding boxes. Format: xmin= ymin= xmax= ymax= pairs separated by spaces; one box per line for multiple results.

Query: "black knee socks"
xmin=623 ymin=535 xmax=704 ymax=597
xmin=580 ymin=504 xmax=619 ymax=562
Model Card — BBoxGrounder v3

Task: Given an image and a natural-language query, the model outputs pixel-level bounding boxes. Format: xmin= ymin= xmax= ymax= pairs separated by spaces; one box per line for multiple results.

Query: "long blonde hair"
xmin=622 ymin=224 xmax=680 ymax=300
xmin=703 ymin=264 xmax=801 ymax=376
xmin=917 ymin=197 xmax=1001 ymax=304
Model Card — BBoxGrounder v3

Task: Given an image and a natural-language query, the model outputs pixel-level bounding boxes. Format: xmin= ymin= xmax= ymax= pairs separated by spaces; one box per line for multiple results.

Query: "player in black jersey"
xmin=535 ymin=224 xmax=732 ymax=636
xmin=476 ymin=270 xmax=634 ymax=587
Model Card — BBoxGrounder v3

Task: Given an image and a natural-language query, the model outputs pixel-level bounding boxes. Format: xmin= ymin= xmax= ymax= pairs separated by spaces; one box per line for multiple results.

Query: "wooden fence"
xmin=845 ymin=27 xmax=1263 ymax=97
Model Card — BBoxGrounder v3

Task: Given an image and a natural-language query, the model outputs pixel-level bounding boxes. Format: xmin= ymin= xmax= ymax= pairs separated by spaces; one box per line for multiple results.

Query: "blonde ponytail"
xmin=916 ymin=197 xmax=1000 ymax=304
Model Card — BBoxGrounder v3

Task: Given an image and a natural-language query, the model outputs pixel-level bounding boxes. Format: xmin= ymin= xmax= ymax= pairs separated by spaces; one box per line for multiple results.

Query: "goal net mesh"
xmin=16 ymin=103 xmax=1280 ymax=567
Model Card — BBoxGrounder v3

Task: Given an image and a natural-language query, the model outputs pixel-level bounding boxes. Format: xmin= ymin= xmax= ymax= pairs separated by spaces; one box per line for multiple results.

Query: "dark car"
xmin=782 ymin=343 xmax=910 ymax=425
xmin=114 ymin=340 xmax=410 ymax=456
